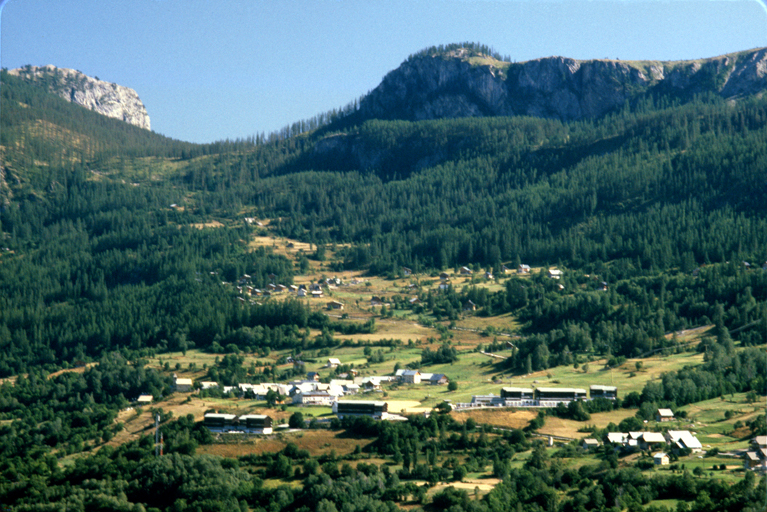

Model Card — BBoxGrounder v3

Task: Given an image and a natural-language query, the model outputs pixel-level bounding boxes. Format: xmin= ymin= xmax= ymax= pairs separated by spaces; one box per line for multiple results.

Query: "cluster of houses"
xmin=582 ymin=429 xmax=707 ymax=467
xmin=175 ymin=362 xmax=449 ymax=408
xmin=467 ymin=385 xmax=618 ymax=409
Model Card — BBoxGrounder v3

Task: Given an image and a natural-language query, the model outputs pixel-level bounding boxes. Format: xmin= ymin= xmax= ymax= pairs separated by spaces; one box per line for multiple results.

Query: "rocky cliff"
xmin=358 ymin=47 xmax=767 ymax=123
xmin=9 ymin=65 xmax=150 ymax=130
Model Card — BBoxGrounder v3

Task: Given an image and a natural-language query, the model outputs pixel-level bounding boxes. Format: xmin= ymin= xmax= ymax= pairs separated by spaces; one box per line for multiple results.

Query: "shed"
xmin=582 ymin=438 xmax=601 ymax=450
xmin=656 ymin=408 xmax=675 ymax=422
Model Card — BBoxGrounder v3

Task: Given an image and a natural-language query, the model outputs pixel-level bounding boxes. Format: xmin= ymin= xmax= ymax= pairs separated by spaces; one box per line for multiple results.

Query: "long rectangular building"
xmin=534 ymin=387 xmax=587 ymax=406
xmin=333 ymin=400 xmax=388 ymax=419
xmin=590 ymin=385 xmax=618 ymax=399
xmin=203 ymin=413 xmax=274 ymax=434
xmin=203 ymin=413 xmax=238 ymax=432
xmin=500 ymin=387 xmax=534 ymax=399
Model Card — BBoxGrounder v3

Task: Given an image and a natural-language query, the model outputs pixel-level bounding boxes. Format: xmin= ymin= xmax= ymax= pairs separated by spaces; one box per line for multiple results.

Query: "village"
xmin=118 ymin=237 xmax=767 ymax=481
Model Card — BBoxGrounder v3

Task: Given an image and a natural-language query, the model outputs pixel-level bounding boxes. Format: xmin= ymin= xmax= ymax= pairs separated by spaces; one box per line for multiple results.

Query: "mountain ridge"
xmin=356 ymin=46 xmax=767 ymax=123
xmin=8 ymin=64 xmax=151 ymax=130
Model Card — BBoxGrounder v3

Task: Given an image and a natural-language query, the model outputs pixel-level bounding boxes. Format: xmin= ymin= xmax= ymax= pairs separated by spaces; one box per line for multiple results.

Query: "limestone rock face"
xmin=9 ymin=65 xmax=150 ymax=130
xmin=358 ymin=47 xmax=767 ymax=124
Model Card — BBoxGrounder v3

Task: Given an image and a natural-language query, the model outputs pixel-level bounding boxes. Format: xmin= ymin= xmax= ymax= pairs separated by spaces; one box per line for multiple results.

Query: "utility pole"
xmin=155 ymin=413 xmax=161 ymax=457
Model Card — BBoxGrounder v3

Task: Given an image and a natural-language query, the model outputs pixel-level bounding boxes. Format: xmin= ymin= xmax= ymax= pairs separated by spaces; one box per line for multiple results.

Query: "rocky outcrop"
xmin=358 ymin=47 xmax=767 ymax=123
xmin=9 ymin=65 xmax=150 ymax=130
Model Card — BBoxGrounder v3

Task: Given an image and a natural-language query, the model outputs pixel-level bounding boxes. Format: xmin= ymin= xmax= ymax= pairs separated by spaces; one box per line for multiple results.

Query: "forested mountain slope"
xmin=0 ymin=46 xmax=766 ymax=374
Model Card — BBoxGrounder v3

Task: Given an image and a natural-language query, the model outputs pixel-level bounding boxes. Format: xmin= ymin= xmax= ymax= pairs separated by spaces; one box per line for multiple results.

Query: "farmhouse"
xmin=518 ymin=264 xmax=531 ymax=274
xmin=333 ymin=400 xmax=388 ymax=420
xmin=401 ymin=370 xmax=421 ymax=384
xmin=136 ymin=394 xmax=153 ymax=405
xmin=307 ymin=372 xmax=320 ymax=381
xmin=428 ymin=374 xmax=449 ymax=385
xmin=744 ymin=451 xmax=762 ymax=470
xmin=656 ymin=408 xmax=675 ymax=422
xmin=653 ymin=452 xmax=670 ymax=466
xmin=460 ymin=266 xmax=473 ymax=275
xmin=606 ymin=432 xmax=629 ymax=446
xmin=328 ymin=300 xmax=344 ymax=310
xmin=590 ymin=385 xmax=618 ymax=400
xmin=238 ymin=414 xmax=273 ymax=434
xmin=326 ymin=358 xmax=342 ymax=368
xmin=582 ymin=438 xmax=601 ymax=450
xmin=463 ymin=300 xmax=477 ymax=311
xmin=174 ymin=376 xmax=193 ymax=392
xmin=548 ymin=268 xmax=562 ymax=279
xmin=292 ymin=390 xmax=333 ymax=406
xmin=665 ymin=430 xmax=703 ymax=453
xmin=640 ymin=432 xmax=667 ymax=451
xmin=402 ymin=267 xmax=412 ymax=276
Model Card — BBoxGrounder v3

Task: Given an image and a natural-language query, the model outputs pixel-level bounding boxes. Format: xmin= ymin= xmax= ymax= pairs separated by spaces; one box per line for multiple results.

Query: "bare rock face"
xmin=9 ymin=65 xmax=150 ymax=130
xmin=358 ymin=47 xmax=767 ymax=124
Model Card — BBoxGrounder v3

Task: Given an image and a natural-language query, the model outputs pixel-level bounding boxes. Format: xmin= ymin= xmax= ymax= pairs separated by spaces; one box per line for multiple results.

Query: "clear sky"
xmin=3 ymin=0 xmax=766 ymax=143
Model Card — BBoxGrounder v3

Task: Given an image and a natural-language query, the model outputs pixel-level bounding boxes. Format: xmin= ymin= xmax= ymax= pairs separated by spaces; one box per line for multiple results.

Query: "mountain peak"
xmin=9 ymin=65 xmax=151 ymax=130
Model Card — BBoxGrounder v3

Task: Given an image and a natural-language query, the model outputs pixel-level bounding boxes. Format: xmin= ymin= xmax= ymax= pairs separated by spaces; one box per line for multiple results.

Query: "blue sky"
xmin=3 ymin=0 xmax=766 ymax=143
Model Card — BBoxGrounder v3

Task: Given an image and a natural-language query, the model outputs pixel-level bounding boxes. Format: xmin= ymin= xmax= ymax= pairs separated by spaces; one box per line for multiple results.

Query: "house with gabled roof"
xmin=136 ymin=394 xmax=153 ymax=405
xmin=665 ymin=430 xmax=703 ymax=453
xmin=656 ymin=408 xmax=675 ymax=422
xmin=174 ymin=375 xmax=193 ymax=392
xmin=401 ymin=370 xmax=421 ymax=384
xmin=640 ymin=432 xmax=667 ymax=451
xmin=429 ymin=374 xmax=449 ymax=385
xmin=582 ymin=438 xmax=601 ymax=450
